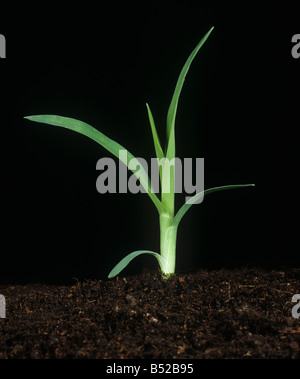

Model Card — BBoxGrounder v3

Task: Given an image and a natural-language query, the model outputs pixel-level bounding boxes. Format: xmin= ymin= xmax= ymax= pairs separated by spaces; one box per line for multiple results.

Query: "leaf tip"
xmin=208 ymin=26 xmax=215 ymax=37
xmin=108 ymin=270 xmax=116 ymax=279
xmin=24 ymin=115 xmax=37 ymax=122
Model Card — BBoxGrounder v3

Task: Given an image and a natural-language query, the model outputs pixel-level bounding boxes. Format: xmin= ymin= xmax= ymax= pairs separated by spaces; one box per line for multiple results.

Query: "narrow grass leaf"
xmin=172 ymin=184 xmax=255 ymax=228
xmin=162 ymin=27 xmax=214 ymax=218
xmin=24 ymin=115 xmax=164 ymax=214
xmin=108 ymin=250 xmax=169 ymax=278
xmin=146 ymin=103 xmax=164 ymax=161
xmin=166 ymin=26 xmax=214 ymax=159
xmin=146 ymin=103 xmax=164 ymax=185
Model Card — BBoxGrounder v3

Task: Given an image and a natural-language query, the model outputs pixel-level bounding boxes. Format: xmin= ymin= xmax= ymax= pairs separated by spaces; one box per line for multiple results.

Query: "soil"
xmin=0 ymin=268 xmax=299 ymax=359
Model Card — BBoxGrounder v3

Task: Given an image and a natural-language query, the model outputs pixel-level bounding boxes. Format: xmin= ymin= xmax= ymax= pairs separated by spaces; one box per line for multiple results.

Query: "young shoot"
xmin=24 ymin=27 xmax=254 ymax=279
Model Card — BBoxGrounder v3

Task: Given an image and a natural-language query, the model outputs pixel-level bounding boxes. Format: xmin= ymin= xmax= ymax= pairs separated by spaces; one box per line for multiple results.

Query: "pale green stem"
xmin=159 ymin=154 xmax=177 ymax=276
xmin=159 ymin=213 xmax=178 ymax=276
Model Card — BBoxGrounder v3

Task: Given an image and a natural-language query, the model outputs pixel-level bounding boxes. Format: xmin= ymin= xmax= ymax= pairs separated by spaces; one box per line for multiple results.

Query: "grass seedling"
xmin=24 ymin=27 xmax=254 ymax=279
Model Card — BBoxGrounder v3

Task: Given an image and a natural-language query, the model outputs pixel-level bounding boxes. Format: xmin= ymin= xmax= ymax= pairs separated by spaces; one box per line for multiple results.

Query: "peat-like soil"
xmin=0 ymin=268 xmax=299 ymax=359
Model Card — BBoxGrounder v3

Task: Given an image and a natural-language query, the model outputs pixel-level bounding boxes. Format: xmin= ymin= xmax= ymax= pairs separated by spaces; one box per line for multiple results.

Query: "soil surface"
xmin=0 ymin=268 xmax=300 ymax=359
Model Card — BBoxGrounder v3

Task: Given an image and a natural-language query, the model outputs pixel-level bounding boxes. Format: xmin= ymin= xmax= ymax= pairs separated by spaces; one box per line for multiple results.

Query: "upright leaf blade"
xmin=24 ymin=115 xmax=165 ymax=214
xmin=162 ymin=27 xmax=214 ymax=218
xmin=166 ymin=26 xmax=214 ymax=159
xmin=146 ymin=103 xmax=164 ymax=186
xmin=172 ymin=184 xmax=255 ymax=228
xmin=146 ymin=103 xmax=164 ymax=162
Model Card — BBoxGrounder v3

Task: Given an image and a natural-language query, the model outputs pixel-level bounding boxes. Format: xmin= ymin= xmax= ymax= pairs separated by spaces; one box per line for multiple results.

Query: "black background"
xmin=0 ymin=2 xmax=297 ymax=284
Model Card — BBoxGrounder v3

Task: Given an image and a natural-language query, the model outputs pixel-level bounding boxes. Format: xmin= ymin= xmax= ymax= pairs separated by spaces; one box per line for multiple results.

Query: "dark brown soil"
xmin=0 ymin=268 xmax=300 ymax=359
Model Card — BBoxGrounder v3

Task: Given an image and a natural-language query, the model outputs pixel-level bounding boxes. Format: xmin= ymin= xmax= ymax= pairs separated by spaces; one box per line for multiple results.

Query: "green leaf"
xmin=108 ymin=250 xmax=169 ymax=278
xmin=172 ymin=184 xmax=255 ymax=228
xmin=166 ymin=26 xmax=214 ymax=159
xmin=146 ymin=103 xmax=164 ymax=185
xmin=24 ymin=115 xmax=165 ymax=214
xmin=146 ymin=103 xmax=164 ymax=161
xmin=162 ymin=27 xmax=214 ymax=218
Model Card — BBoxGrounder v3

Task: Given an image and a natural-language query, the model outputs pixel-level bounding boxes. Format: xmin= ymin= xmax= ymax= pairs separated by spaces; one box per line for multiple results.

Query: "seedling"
xmin=24 ymin=27 xmax=254 ymax=279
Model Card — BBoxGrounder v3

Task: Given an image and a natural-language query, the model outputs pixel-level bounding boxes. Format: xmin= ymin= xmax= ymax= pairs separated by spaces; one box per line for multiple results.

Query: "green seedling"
xmin=24 ymin=27 xmax=254 ymax=279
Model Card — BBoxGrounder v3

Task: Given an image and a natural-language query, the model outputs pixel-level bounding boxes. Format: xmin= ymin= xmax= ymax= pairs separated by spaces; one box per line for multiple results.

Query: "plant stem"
xmin=159 ymin=213 xmax=178 ymax=276
xmin=158 ymin=154 xmax=178 ymax=276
